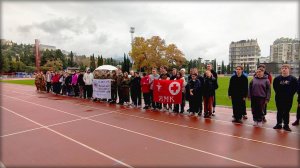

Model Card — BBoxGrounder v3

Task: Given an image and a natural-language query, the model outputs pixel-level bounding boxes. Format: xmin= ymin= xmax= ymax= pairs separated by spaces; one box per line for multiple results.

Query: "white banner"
xmin=92 ymin=79 xmax=111 ymax=99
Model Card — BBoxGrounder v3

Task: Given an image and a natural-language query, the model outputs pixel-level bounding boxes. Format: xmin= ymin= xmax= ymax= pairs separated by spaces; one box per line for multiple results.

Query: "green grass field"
xmin=1 ymin=77 xmax=298 ymax=113
xmin=0 ymin=79 xmax=35 ymax=85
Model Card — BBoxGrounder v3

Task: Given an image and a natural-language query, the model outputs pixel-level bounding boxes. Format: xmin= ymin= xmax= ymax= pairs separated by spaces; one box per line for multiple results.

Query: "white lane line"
xmin=110 ymin=111 xmax=300 ymax=151
xmin=0 ymin=161 xmax=6 ymax=168
xmin=0 ymin=106 xmax=134 ymax=168
xmin=1 ymin=111 xmax=115 ymax=138
xmin=85 ymin=117 xmax=262 ymax=168
xmin=2 ymin=92 xmax=299 ymax=151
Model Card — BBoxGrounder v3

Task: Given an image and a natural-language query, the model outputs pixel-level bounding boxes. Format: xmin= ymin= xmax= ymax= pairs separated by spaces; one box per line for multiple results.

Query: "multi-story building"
xmin=229 ymin=39 xmax=261 ymax=72
xmin=269 ymin=38 xmax=300 ymax=76
xmin=1 ymin=39 xmax=13 ymax=46
xmin=270 ymin=37 xmax=300 ymax=63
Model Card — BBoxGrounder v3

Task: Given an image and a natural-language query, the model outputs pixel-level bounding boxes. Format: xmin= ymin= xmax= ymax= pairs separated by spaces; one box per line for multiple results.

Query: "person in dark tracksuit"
xmin=188 ymin=73 xmax=201 ymax=116
xmin=292 ymin=76 xmax=300 ymax=126
xmin=273 ymin=64 xmax=298 ymax=131
xmin=204 ymin=64 xmax=218 ymax=115
xmin=248 ymin=67 xmax=271 ymax=127
xmin=203 ymin=70 xmax=218 ymax=118
xmin=228 ymin=65 xmax=248 ymax=124
xmin=131 ymin=72 xmax=142 ymax=108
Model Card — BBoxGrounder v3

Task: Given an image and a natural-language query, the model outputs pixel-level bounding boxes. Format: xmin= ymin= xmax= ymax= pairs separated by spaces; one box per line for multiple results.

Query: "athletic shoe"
xmin=273 ymin=124 xmax=282 ymax=129
xmin=253 ymin=121 xmax=258 ymax=126
xmin=283 ymin=125 xmax=292 ymax=132
xmin=257 ymin=122 xmax=263 ymax=127
xmin=232 ymin=119 xmax=242 ymax=124
xmin=292 ymin=120 xmax=299 ymax=126
xmin=262 ymin=116 xmax=267 ymax=122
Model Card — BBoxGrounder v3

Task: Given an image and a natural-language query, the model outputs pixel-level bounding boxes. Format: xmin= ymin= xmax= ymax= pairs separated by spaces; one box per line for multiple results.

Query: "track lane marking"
xmin=0 ymin=106 xmax=134 ymax=168
xmin=2 ymin=93 xmax=300 ymax=151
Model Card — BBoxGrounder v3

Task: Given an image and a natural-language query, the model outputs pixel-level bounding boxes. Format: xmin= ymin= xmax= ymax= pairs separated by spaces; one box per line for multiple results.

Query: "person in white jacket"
xmin=83 ymin=69 xmax=94 ymax=99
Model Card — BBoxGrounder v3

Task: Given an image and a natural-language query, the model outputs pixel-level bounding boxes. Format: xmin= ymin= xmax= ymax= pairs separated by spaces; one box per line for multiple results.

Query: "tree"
xmin=90 ymin=54 xmax=96 ymax=71
xmin=1 ymin=57 xmax=10 ymax=72
xmin=227 ymin=64 xmax=231 ymax=74
xmin=68 ymin=51 xmax=75 ymax=67
xmin=221 ymin=60 xmax=225 ymax=74
xmin=246 ymin=64 xmax=250 ymax=73
xmin=10 ymin=61 xmax=26 ymax=72
xmin=129 ymin=36 xmax=186 ymax=72
xmin=55 ymin=49 xmax=67 ymax=68
xmin=97 ymin=55 xmax=103 ymax=67
xmin=43 ymin=59 xmax=63 ymax=71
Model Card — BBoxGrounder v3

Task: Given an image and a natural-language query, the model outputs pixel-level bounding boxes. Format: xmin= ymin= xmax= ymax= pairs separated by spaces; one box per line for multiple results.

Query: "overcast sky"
xmin=2 ymin=1 xmax=298 ymax=64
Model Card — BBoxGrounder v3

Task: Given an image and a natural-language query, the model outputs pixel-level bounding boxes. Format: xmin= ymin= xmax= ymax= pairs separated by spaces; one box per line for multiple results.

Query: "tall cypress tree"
xmin=221 ymin=60 xmax=225 ymax=74
xmin=90 ymin=54 xmax=96 ymax=71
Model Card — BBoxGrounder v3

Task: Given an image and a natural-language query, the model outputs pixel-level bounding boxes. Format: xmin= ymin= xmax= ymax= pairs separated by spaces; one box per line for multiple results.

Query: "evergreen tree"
xmin=230 ymin=61 xmax=234 ymax=74
xmin=246 ymin=64 xmax=250 ymax=73
xmin=68 ymin=51 xmax=74 ymax=67
xmin=221 ymin=60 xmax=225 ymax=74
xmin=122 ymin=53 xmax=127 ymax=72
xmin=90 ymin=54 xmax=96 ymax=71
xmin=227 ymin=64 xmax=231 ymax=74
xmin=213 ymin=58 xmax=217 ymax=71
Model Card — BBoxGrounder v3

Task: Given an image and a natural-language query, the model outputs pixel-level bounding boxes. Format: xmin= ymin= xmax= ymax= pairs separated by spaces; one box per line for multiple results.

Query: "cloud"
xmin=3 ymin=1 xmax=298 ymax=64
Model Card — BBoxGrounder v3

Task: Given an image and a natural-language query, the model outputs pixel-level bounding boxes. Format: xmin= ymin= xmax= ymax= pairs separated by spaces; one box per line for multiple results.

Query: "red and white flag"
xmin=153 ymin=79 xmax=183 ymax=104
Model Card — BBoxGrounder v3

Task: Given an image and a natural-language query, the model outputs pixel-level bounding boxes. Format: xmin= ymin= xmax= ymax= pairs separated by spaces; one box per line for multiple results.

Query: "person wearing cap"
xmin=249 ymin=67 xmax=271 ymax=127
xmin=273 ymin=64 xmax=297 ymax=131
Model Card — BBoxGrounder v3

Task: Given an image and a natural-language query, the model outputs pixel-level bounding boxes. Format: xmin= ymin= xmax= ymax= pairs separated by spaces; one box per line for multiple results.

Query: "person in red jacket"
xmin=51 ymin=71 xmax=61 ymax=95
xmin=141 ymin=72 xmax=151 ymax=109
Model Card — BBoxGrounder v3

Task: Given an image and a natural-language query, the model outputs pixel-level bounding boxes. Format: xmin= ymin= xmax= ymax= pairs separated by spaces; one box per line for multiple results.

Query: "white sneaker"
xmin=253 ymin=121 xmax=258 ymax=126
xmin=258 ymin=122 xmax=263 ymax=127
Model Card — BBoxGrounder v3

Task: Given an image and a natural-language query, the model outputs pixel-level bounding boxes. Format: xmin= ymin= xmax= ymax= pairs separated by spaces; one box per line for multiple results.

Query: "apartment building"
xmin=229 ymin=39 xmax=261 ymax=72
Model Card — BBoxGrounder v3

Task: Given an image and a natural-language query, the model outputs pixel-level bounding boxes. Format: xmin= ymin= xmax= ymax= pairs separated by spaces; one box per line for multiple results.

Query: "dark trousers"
xmin=276 ymin=99 xmax=293 ymax=125
xmin=232 ymin=96 xmax=245 ymax=120
xmin=72 ymin=84 xmax=79 ymax=97
xmin=132 ymin=90 xmax=142 ymax=106
xmin=174 ymin=92 xmax=186 ymax=112
xmin=204 ymin=96 xmax=214 ymax=115
xmin=251 ymin=97 xmax=266 ymax=122
xmin=198 ymin=95 xmax=203 ymax=114
xmin=53 ymin=82 xmax=61 ymax=94
xmin=150 ymin=90 xmax=158 ymax=109
xmin=213 ymin=92 xmax=216 ymax=108
xmin=143 ymin=92 xmax=151 ymax=106
xmin=111 ymin=89 xmax=117 ymax=102
xmin=297 ymin=105 xmax=300 ymax=120
xmin=46 ymin=82 xmax=52 ymax=93
xmin=85 ymin=85 xmax=93 ymax=99
xmin=189 ymin=95 xmax=200 ymax=113
xmin=242 ymin=100 xmax=247 ymax=115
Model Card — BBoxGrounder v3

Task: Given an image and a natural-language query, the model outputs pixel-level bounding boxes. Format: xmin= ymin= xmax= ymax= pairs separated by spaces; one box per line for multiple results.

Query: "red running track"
xmin=0 ymin=83 xmax=299 ymax=168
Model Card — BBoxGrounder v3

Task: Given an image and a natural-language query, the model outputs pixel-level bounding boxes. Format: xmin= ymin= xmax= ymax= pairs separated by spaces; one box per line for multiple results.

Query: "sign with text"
xmin=153 ymin=79 xmax=183 ymax=104
xmin=93 ymin=79 xmax=111 ymax=99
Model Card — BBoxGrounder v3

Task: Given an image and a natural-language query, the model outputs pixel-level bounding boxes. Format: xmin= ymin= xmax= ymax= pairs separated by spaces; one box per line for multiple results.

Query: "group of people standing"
xmin=229 ymin=64 xmax=299 ymax=131
xmin=34 ymin=63 xmax=300 ymax=132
